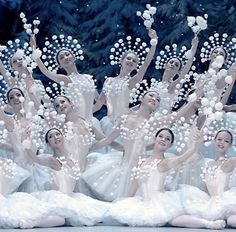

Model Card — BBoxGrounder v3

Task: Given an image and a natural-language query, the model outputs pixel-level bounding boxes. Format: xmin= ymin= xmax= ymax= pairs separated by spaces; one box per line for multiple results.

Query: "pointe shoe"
xmin=206 ymin=220 xmax=226 ymax=230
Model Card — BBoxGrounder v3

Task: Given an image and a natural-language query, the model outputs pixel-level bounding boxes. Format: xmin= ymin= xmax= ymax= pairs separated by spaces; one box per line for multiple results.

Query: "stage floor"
xmin=1 ymin=226 xmax=234 ymax=232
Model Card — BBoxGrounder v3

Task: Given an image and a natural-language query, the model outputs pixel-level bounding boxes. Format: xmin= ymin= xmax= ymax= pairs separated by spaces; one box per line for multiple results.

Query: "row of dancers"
xmin=0 ymin=11 xmax=235 ymax=229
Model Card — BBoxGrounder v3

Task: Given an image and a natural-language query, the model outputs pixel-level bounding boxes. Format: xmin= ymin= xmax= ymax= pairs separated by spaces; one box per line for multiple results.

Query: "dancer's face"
xmin=165 ymin=58 xmax=181 ymax=73
xmin=214 ymin=131 xmax=232 ymax=154
xmin=56 ymin=49 xmax=75 ymax=68
xmin=53 ymin=96 xmax=73 ymax=115
xmin=210 ymin=47 xmax=227 ymax=62
xmin=121 ymin=52 xmax=138 ymax=72
xmin=142 ymin=91 xmax=160 ymax=111
xmin=46 ymin=129 xmax=64 ymax=149
xmin=7 ymin=88 xmax=24 ymax=109
xmin=11 ymin=53 xmax=25 ymax=72
xmin=155 ymin=129 xmax=173 ymax=151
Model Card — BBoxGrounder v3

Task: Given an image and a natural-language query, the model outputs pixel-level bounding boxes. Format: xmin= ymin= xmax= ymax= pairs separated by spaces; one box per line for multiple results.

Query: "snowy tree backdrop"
xmin=0 ymin=0 xmax=236 ymax=108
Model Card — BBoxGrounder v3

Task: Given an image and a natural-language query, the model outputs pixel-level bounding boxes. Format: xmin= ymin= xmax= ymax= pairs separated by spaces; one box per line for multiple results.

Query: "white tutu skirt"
xmin=0 ymin=192 xmax=59 ymax=228
xmin=106 ymin=191 xmax=183 ymax=226
xmin=32 ymin=190 xmax=110 ymax=226
xmin=0 ymin=161 xmax=30 ymax=195
xmin=82 ymin=152 xmax=134 ymax=201
xmin=18 ymin=163 xmax=55 ymax=192
xmin=179 ymin=185 xmax=236 ymax=220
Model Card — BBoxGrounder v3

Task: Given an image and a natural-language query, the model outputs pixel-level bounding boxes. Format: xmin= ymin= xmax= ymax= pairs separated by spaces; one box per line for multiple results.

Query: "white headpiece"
xmin=109 ymin=36 xmax=149 ymax=70
xmin=200 ymin=33 xmax=236 ymax=68
xmin=0 ymin=39 xmax=35 ymax=73
xmin=41 ymin=35 xmax=84 ymax=72
xmin=155 ymin=44 xmax=189 ymax=70
xmin=130 ymin=78 xmax=177 ymax=116
xmin=130 ymin=79 xmax=166 ymax=103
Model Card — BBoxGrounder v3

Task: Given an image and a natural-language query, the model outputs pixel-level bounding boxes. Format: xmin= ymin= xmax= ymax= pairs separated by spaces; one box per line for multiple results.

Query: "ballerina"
xmin=197 ymin=34 xmax=236 ymax=107
xmin=52 ymin=95 xmax=122 ymax=172
xmin=0 ymin=87 xmax=54 ymax=192
xmin=93 ymin=28 xmax=158 ymax=136
xmin=170 ymin=129 xmax=236 ymax=229
xmin=28 ymin=127 xmax=110 ymax=226
xmin=83 ymin=88 xmax=199 ymax=201
xmin=0 ymin=131 xmax=64 ymax=229
xmin=155 ymin=34 xmax=199 ymax=112
xmin=106 ymin=128 xmax=202 ymax=226
xmin=30 ymin=35 xmax=100 ymax=128
xmin=0 ymin=43 xmax=49 ymax=113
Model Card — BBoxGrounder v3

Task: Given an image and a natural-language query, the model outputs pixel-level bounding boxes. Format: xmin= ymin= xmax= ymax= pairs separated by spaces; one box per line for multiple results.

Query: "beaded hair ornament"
xmin=200 ymin=33 xmax=236 ymax=68
xmin=28 ymin=108 xmax=83 ymax=155
xmin=110 ymin=4 xmax=157 ymax=71
xmin=0 ymin=12 xmax=40 ymax=73
xmin=201 ymin=114 xmax=236 ymax=149
xmin=41 ymin=35 xmax=84 ymax=72
xmin=130 ymin=78 xmax=165 ymax=103
xmin=130 ymin=78 xmax=174 ymax=116
xmin=155 ymin=44 xmax=189 ymax=70
xmin=0 ymin=39 xmax=34 ymax=73
xmin=109 ymin=36 xmax=149 ymax=71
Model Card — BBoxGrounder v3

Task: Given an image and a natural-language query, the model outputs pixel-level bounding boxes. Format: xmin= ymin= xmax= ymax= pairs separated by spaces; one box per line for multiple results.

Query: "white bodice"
xmin=103 ymin=77 xmax=131 ymax=118
xmin=65 ymin=121 xmax=95 ymax=171
xmin=202 ymin=159 xmax=232 ymax=196
xmin=64 ymin=74 xmax=96 ymax=120
xmin=133 ymin=158 xmax=171 ymax=200
xmin=118 ymin=116 xmax=153 ymax=166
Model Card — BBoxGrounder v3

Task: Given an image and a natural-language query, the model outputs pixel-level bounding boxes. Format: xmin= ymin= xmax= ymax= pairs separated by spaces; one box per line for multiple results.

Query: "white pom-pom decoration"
xmin=196 ymin=16 xmax=207 ymax=30
xmin=136 ymin=11 xmax=142 ymax=16
xmin=188 ymin=93 xmax=197 ymax=102
xmin=185 ymin=50 xmax=193 ymax=59
xmin=225 ymin=75 xmax=233 ymax=84
xmin=214 ymin=102 xmax=223 ymax=111
xmin=201 ymin=97 xmax=209 ymax=106
xmin=31 ymin=48 xmax=42 ymax=60
xmin=19 ymin=96 xmax=25 ymax=103
xmin=150 ymin=39 xmax=157 ymax=46
xmin=22 ymin=139 xmax=31 ymax=149
xmin=187 ymin=16 xmax=195 ymax=24
xmin=149 ymin=7 xmax=157 ymax=15
xmin=192 ymin=25 xmax=200 ymax=34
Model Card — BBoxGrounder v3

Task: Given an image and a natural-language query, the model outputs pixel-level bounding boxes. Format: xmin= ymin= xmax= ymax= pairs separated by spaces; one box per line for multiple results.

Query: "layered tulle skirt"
xmin=106 ymin=191 xmax=183 ymax=226
xmin=32 ymin=190 xmax=110 ymax=226
xmin=179 ymin=185 xmax=236 ymax=220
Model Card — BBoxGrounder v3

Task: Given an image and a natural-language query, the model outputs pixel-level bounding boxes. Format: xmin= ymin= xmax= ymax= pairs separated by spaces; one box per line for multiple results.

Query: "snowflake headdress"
xmin=0 ymin=39 xmax=35 ymax=74
xmin=41 ymin=35 xmax=84 ymax=72
xmin=109 ymin=36 xmax=149 ymax=71
xmin=130 ymin=78 xmax=175 ymax=115
xmin=155 ymin=44 xmax=189 ymax=70
xmin=200 ymin=33 xmax=236 ymax=68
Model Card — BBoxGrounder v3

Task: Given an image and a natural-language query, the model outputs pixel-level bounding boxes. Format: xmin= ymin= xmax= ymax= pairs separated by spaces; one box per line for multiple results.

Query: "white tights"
xmin=169 ymin=215 xmax=225 ymax=229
